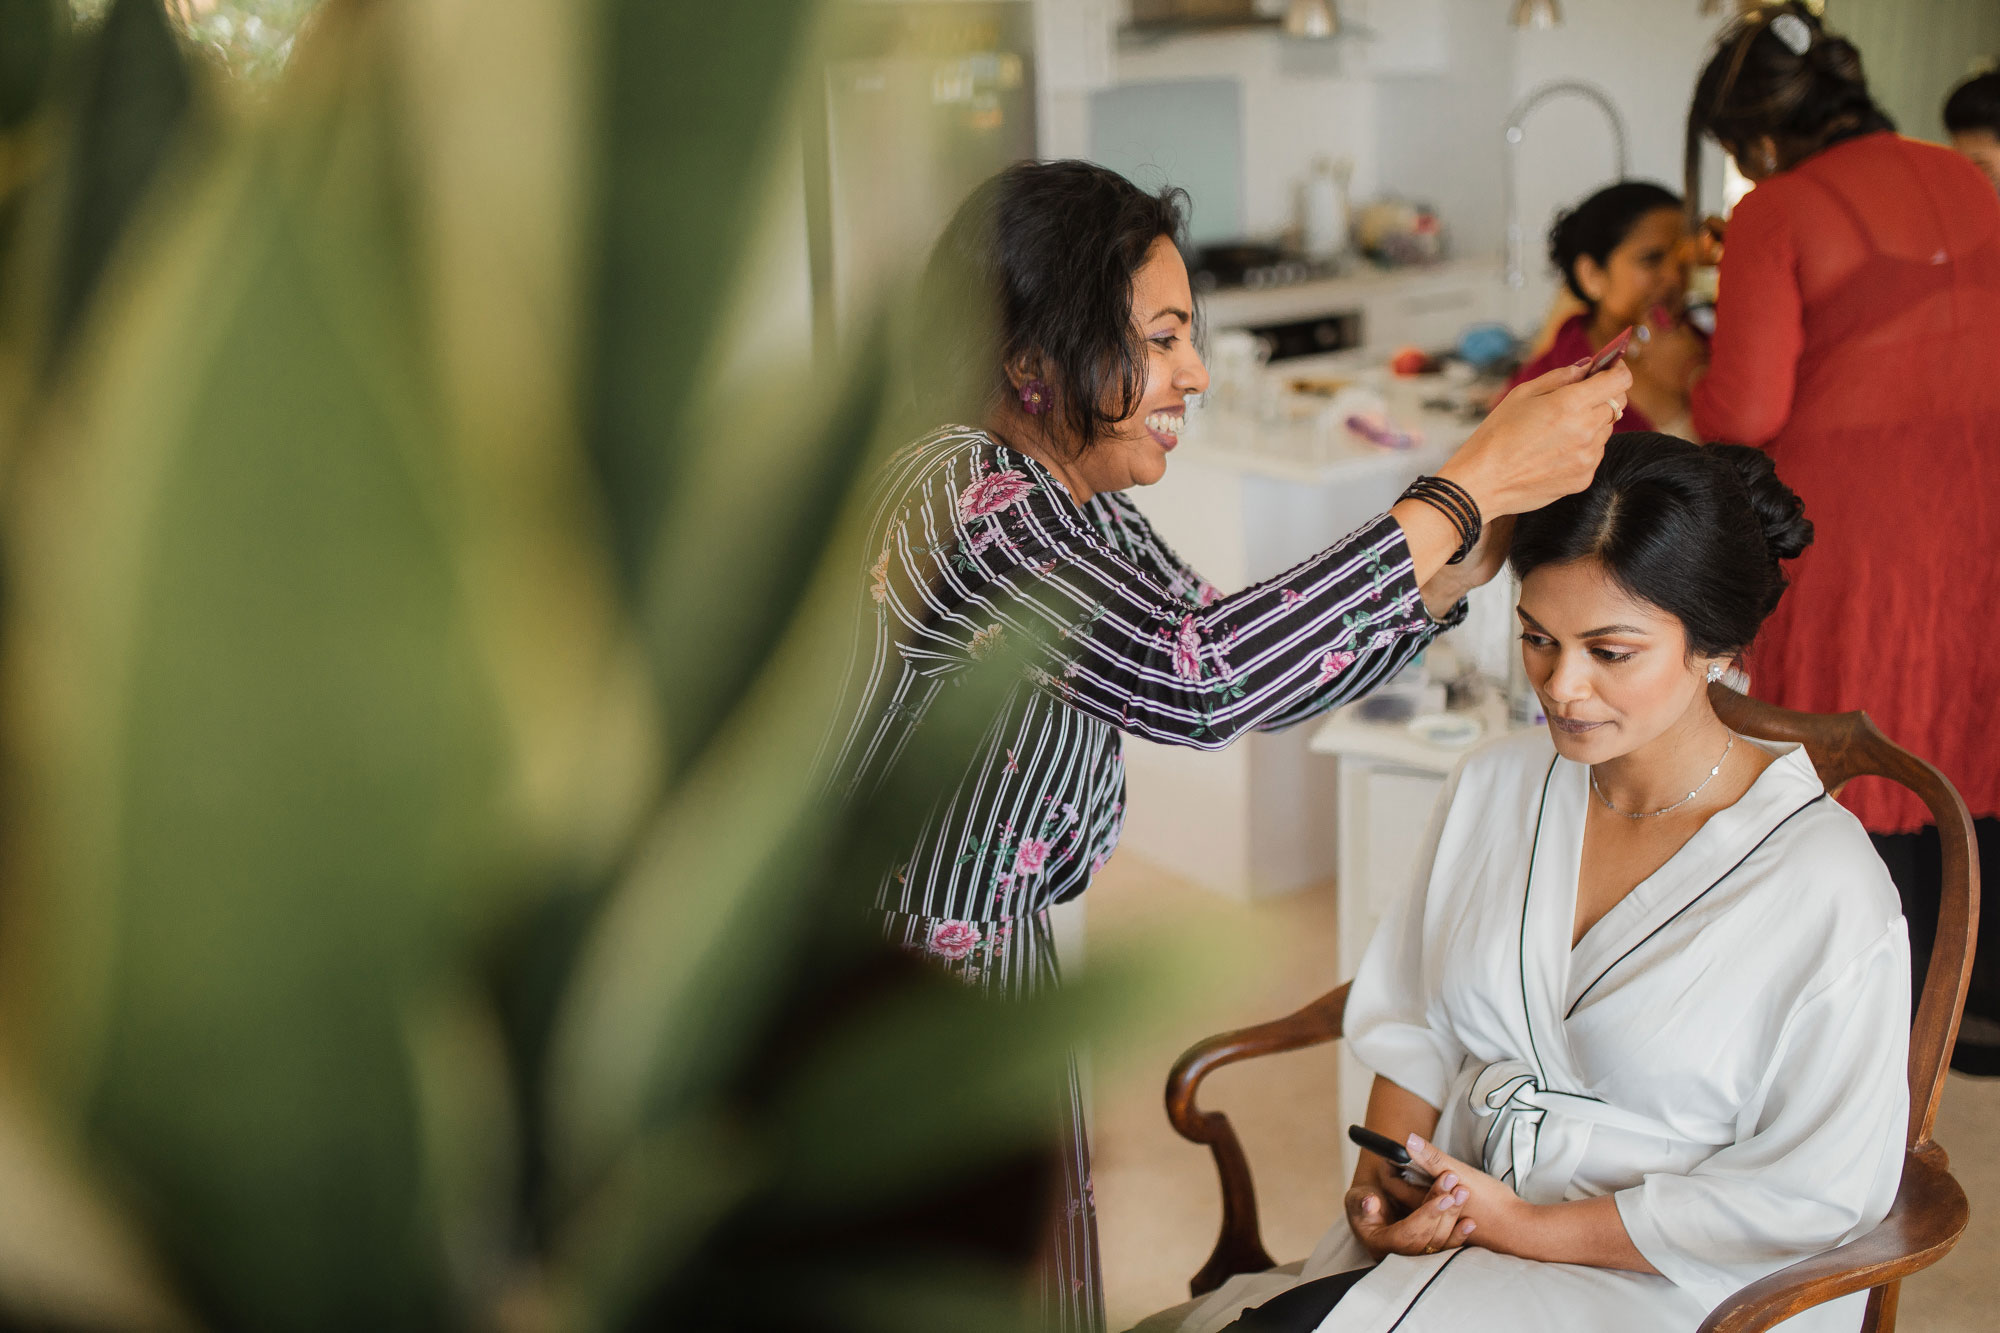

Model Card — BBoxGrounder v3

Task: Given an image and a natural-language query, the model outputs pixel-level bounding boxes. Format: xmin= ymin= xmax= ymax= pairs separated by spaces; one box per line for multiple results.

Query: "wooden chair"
xmin=1163 ymin=685 xmax=1978 ymax=1333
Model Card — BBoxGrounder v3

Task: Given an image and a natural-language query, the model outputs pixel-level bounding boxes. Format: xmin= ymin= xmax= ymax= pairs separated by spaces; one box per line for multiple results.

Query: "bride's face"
xmin=1517 ymin=557 xmax=1723 ymax=763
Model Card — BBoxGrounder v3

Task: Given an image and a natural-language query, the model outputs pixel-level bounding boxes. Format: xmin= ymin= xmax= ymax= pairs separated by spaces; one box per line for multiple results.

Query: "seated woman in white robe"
xmin=1172 ymin=434 xmax=1910 ymax=1333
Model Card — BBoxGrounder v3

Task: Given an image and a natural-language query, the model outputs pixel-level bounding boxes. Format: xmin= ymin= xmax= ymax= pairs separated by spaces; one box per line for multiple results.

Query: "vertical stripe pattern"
xmin=844 ymin=428 xmax=1463 ymax=1333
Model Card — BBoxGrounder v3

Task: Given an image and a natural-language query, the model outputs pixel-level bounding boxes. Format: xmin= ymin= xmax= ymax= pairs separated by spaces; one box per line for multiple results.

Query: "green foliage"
xmin=0 ymin=1 xmax=1197 ymax=1330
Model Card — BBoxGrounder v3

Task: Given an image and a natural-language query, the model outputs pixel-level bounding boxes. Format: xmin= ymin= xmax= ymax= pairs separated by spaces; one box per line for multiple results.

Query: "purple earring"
xmin=1019 ymin=378 xmax=1049 ymax=416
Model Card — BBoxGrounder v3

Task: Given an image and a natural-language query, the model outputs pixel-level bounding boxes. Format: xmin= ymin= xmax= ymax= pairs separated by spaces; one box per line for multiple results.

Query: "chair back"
xmin=1710 ymin=682 xmax=1980 ymax=1155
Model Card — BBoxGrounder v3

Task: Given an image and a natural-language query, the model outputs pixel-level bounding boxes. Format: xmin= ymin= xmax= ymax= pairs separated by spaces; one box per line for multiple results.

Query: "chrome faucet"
xmin=1502 ymin=79 xmax=1630 ymax=289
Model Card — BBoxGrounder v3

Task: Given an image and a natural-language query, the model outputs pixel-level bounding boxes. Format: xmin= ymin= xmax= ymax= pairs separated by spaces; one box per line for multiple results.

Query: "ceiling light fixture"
xmin=1511 ymin=0 xmax=1561 ymax=29
xmin=1285 ymin=0 xmax=1338 ymax=39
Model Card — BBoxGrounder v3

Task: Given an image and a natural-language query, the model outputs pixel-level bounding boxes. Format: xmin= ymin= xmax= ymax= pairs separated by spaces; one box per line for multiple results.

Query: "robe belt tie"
xmin=1466 ymin=1060 xmax=1733 ymax=1198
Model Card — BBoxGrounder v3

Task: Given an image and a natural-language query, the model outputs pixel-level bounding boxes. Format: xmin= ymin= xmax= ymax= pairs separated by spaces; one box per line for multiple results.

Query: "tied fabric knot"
xmin=1465 ymin=1059 xmax=1736 ymax=1204
xmin=1469 ymin=1061 xmax=1556 ymax=1189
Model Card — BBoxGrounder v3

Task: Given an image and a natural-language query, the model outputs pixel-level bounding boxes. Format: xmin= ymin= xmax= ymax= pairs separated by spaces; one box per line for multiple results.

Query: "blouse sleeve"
xmin=1338 ymin=763 xmax=1471 ymax=1110
xmin=1691 ymin=187 xmax=1805 ymax=446
xmin=875 ymin=447 xmax=1453 ymax=750
xmin=1613 ymin=922 xmax=1911 ymax=1310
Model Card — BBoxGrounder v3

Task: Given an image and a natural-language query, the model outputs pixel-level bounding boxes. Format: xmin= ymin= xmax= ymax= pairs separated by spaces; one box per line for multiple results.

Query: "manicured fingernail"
xmin=1439 ymin=1173 xmax=1458 ymax=1191
xmin=1571 ymin=357 xmax=1592 ymax=369
xmin=1454 ymin=1188 xmax=1469 ymax=1206
xmin=1406 ymin=1133 xmax=1424 ymax=1154
xmin=1463 ymin=1220 xmax=1477 ymax=1235
xmin=1363 ymin=1196 xmax=1379 ymax=1215
xmin=1437 ymin=1196 xmax=1453 ymax=1211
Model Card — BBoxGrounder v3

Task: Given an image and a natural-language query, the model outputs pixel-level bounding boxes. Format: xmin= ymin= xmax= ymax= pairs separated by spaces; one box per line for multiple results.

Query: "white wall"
xmin=1109 ymin=29 xmax=1379 ymax=239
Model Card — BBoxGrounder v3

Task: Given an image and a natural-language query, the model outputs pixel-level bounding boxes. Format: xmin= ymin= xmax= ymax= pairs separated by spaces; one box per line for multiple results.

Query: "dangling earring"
xmin=1706 ymin=662 xmax=1726 ymax=683
xmin=1019 ymin=378 xmax=1049 ymax=416
xmin=1760 ymin=146 xmax=1778 ymax=174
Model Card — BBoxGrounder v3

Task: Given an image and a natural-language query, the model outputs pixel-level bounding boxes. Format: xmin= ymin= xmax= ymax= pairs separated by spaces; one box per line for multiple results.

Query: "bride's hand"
xmin=1403 ymin=1134 xmax=1532 ymax=1254
xmin=1344 ymin=1169 xmax=1476 ymax=1260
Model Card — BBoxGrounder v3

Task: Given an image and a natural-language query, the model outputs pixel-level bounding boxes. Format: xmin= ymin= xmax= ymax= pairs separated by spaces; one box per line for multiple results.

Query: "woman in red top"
xmin=1688 ymin=4 xmax=2000 ymax=1068
xmin=1510 ymin=181 xmax=1708 ymax=437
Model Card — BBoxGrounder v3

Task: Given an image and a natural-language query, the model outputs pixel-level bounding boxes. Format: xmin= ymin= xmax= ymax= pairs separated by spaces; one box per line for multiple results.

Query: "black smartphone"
xmin=1347 ymin=1124 xmax=1436 ymax=1186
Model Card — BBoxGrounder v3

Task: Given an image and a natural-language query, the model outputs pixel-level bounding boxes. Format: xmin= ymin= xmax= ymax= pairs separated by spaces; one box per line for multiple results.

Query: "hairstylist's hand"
xmin=1435 ymin=358 xmax=1631 ymax=520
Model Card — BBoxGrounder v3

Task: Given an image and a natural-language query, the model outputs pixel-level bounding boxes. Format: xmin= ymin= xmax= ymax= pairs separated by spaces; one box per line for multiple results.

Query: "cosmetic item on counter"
xmin=1344 ymin=412 xmax=1419 ymax=451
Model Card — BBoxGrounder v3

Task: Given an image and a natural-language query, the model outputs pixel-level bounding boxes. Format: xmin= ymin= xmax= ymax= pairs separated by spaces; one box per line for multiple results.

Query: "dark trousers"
xmin=1217 ymin=1268 xmax=1374 ymax=1332
xmin=1871 ymin=816 xmax=2000 ymax=1076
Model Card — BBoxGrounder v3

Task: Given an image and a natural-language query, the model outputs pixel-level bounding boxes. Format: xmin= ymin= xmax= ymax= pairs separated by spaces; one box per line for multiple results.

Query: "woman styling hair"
xmin=1164 ymin=436 xmax=1907 ymax=1333
xmin=819 ymin=159 xmax=1631 ymax=1333
xmin=1508 ymin=180 xmax=1704 ymax=438
xmin=1686 ymin=3 xmax=2000 ymax=1071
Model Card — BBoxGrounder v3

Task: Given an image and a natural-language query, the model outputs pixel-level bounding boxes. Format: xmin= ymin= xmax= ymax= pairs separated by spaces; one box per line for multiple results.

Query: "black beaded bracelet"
xmin=1399 ymin=475 xmax=1483 ymax=564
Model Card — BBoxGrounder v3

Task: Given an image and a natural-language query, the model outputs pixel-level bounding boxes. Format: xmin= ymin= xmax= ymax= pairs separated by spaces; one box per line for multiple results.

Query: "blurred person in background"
xmin=1945 ymin=66 xmax=2000 ymax=192
xmin=818 ymin=159 xmax=1631 ymax=1333
xmin=1509 ymin=181 xmax=1708 ymax=439
xmin=1686 ymin=4 xmax=2000 ymax=1069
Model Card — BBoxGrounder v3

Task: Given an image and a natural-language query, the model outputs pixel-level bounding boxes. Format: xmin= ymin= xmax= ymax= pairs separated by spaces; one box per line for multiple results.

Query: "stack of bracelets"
xmin=1398 ymin=475 xmax=1483 ymax=565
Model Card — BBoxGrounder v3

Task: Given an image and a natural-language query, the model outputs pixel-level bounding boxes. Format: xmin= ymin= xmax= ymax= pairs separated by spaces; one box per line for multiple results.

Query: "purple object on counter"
xmin=1345 ymin=414 xmax=1416 ymax=450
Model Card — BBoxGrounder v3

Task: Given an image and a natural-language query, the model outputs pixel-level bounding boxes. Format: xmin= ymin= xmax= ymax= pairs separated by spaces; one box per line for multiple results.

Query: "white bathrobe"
xmin=1181 ymin=729 xmax=1910 ymax=1333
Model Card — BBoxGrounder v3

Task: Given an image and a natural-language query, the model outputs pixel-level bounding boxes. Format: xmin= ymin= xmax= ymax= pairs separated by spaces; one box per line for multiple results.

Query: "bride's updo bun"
xmin=1509 ymin=433 xmax=1813 ymax=657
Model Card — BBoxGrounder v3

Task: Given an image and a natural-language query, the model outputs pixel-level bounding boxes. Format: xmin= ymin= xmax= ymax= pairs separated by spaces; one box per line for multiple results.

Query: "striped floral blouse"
xmin=823 ymin=426 xmax=1459 ymax=925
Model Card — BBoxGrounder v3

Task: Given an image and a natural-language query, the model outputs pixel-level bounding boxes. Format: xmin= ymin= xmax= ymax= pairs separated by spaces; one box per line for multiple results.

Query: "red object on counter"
xmin=1693 ymin=131 xmax=2000 ymax=832
xmin=1389 ymin=346 xmax=1435 ymax=376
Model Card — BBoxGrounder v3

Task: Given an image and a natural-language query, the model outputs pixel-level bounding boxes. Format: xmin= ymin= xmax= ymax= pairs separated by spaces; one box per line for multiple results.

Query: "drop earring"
xmin=1019 ymin=378 xmax=1049 ymax=416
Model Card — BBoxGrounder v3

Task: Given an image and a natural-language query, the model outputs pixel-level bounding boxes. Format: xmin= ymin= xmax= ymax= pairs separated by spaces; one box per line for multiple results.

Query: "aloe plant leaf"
xmin=0 ymin=1072 xmax=201 ymax=1333
xmin=0 ymin=18 xmax=506 ymax=1328
xmin=0 ymin=0 xmax=64 ymax=132
xmin=582 ymin=0 xmax=821 ymax=594
xmin=48 ymin=0 xmax=196 ymax=370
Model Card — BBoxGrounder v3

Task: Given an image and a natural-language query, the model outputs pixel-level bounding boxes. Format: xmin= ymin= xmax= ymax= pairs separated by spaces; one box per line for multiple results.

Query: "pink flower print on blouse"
xmin=1198 ymin=581 xmax=1220 ymax=607
xmin=1171 ymin=614 xmax=1204 ymax=681
xmin=1015 ymin=838 xmax=1051 ymax=877
xmin=927 ymin=920 xmax=982 ymax=961
xmin=958 ymin=469 xmax=1033 ymax=522
xmin=1090 ymin=850 xmax=1111 ymax=878
xmin=869 ymin=545 xmax=893 ymax=605
xmin=1280 ymin=588 xmax=1301 ymax=607
xmin=1318 ymin=649 xmax=1356 ymax=683
xmin=969 ymin=623 xmax=1006 ymax=660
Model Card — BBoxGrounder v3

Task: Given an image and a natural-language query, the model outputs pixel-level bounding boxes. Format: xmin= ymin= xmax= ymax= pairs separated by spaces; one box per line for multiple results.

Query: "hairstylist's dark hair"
xmin=1684 ymin=3 xmax=1892 ymax=220
xmin=1945 ymin=69 xmax=2000 ymax=136
xmin=1547 ymin=181 xmax=1683 ymax=305
xmin=909 ymin=160 xmax=1192 ymax=452
xmin=1509 ymin=434 xmax=1814 ymax=658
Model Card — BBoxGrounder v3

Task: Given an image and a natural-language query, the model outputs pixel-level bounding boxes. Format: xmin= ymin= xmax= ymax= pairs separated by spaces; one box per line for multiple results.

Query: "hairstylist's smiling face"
xmin=1078 ymin=235 xmax=1209 ymax=495
xmin=1517 ymin=557 xmax=1710 ymax=764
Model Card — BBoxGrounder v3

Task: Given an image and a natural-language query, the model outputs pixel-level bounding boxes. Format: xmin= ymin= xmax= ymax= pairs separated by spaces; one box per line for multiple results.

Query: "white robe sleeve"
xmin=1614 ymin=921 xmax=1911 ymax=1310
xmin=1341 ymin=763 xmax=1472 ymax=1111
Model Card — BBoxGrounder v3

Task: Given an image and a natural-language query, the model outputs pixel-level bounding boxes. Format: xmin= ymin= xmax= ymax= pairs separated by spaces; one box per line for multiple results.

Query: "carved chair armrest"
xmin=1164 ymin=982 xmax=1351 ymax=1296
xmin=1697 ymin=1147 xmax=1969 ymax=1333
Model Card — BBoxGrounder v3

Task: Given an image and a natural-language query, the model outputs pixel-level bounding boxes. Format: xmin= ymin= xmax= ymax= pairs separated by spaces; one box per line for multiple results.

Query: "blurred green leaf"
xmin=0 ymin=0 xmax=64 ymax=131
xmin=48 ymin=0 xmax=195 ymax=370
xmin=1 ymin=14 xmax=508 ymax=1328
xmin=0 ymin=1072 xmax=199 ymax=1332
xmin=645 ymin=334 xmax=890 ymax=773
xmin=583 ymin=0 xmax=820 ymax=593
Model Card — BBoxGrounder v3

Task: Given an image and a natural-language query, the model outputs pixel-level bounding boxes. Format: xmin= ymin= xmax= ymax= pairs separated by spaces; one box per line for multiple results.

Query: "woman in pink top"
xmin=1509 ymin=181 xmax=1707 ymax=437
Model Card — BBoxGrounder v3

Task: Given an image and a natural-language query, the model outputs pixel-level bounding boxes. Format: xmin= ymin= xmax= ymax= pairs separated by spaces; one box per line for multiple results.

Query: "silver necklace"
xmin=1591 ymin=734 xmax=1735 ymax=819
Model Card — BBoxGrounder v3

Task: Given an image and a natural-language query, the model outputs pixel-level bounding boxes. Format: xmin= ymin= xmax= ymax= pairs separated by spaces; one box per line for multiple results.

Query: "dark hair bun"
xmin=1708 ymin=443 xmax=1814 ymax=563
xmin=1509 ymin=433 xmax=1813 ymax=656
